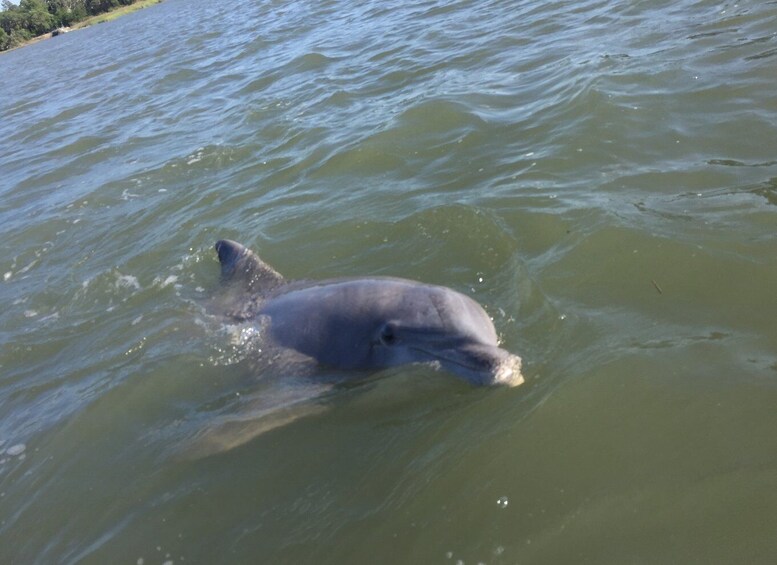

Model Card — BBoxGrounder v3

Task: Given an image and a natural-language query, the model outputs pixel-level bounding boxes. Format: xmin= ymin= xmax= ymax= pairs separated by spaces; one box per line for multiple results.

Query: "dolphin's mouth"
xmin=411 ymin=343 xmax=524 ymax=387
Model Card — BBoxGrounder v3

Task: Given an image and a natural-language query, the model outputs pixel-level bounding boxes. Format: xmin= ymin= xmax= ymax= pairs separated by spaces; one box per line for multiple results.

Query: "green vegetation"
xmin=0 ymin=0 xmax=160 ymax=51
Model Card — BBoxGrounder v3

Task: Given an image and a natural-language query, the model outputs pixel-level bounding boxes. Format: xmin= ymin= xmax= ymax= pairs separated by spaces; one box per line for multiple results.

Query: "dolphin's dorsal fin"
xmin=215 ymin=239 xmax=284 ymax=294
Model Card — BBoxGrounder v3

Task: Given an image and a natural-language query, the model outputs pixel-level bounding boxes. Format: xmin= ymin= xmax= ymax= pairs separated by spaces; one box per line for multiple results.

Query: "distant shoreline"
xmin=2 ymin=0 xmax=163 ymax=54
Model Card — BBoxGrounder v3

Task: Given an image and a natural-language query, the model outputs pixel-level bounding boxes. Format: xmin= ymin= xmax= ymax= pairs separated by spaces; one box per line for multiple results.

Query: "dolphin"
xmin=214 ymin=239 xmax=523 ymax=387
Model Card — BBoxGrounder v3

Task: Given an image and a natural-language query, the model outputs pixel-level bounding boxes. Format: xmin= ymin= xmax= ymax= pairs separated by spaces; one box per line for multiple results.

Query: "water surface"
xmin=1 ymin=0 xmax=777 ymax=562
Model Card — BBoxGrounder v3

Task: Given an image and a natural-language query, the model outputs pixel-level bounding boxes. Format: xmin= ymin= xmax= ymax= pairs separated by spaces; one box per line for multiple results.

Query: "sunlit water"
xmin=1 ymin=0 xmax=777 ymax=562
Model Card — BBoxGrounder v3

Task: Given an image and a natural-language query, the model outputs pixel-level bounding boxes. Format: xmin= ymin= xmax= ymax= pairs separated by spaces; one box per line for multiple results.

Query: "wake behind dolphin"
xmin=214 ymin=239 xmax=523 ymax=387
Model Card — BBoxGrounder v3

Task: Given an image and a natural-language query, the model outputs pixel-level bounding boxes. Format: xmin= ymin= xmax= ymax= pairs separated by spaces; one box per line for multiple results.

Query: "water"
xmin=1 ymin=0 xmax=776 ymax=562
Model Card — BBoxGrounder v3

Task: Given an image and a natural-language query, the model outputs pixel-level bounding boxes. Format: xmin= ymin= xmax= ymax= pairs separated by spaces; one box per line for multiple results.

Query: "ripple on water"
xmin=1 ymin=0 xmax=776 ymax=562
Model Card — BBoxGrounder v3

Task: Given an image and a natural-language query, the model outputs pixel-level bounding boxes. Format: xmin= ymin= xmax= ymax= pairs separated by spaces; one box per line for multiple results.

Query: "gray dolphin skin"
xmin=214 ymin=239 xmax=524 ymax=387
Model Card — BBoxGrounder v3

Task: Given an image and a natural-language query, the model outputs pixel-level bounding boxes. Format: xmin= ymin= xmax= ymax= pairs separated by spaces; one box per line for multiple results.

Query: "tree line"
xmin=1 ymin=0 xmax=137 ymax=51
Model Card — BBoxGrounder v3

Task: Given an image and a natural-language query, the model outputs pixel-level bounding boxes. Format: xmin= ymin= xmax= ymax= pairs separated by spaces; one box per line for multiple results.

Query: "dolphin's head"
xmin=371 ymin=320 xmax=524 ymax=387
xmin=363 ymin=280 xmax=525 ymax=387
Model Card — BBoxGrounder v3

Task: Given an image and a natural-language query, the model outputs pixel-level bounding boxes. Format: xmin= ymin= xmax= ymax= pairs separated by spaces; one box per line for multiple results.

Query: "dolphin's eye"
xmin=380 ymin=324 xmax=397 ymax=346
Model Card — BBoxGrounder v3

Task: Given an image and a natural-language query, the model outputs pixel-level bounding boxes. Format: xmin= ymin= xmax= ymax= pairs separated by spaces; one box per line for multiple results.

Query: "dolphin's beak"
xmin=423 ymin=343 xmax=524 ymax=387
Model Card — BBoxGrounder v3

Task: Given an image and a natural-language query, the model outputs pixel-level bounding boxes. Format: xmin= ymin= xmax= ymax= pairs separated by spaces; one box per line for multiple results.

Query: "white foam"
xmin=186 ymin=147 xmax=205 ymax=165
xmin=5 ymin=444 xmax=25 ymax=456
xmin=159 ymin=275 xmax=178 ymax=288
xmin=115 ymin=274 xmax=141 ymax=291
xmin=17 ymin=259 xmax=38 ymax=275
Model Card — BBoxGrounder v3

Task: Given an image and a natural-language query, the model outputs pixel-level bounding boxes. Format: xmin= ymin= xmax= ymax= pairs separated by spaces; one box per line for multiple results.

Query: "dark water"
xmin=2 ymin=0 xmax=777 ymax=562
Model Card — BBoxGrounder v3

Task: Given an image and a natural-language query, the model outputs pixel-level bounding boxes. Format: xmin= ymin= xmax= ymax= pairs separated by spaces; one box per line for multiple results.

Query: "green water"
xmin=1 ymin=0 xmax=776 ymax=562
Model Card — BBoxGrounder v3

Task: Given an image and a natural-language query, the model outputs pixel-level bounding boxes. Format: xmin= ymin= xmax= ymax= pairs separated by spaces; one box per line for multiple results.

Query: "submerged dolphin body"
xmin=214 ymin=239 xmax=523 ymax=387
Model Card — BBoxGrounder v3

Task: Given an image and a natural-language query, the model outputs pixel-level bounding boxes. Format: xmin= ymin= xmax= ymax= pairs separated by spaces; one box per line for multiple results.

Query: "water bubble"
xmin=497 ymin=496 xmax=509 ymax=508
